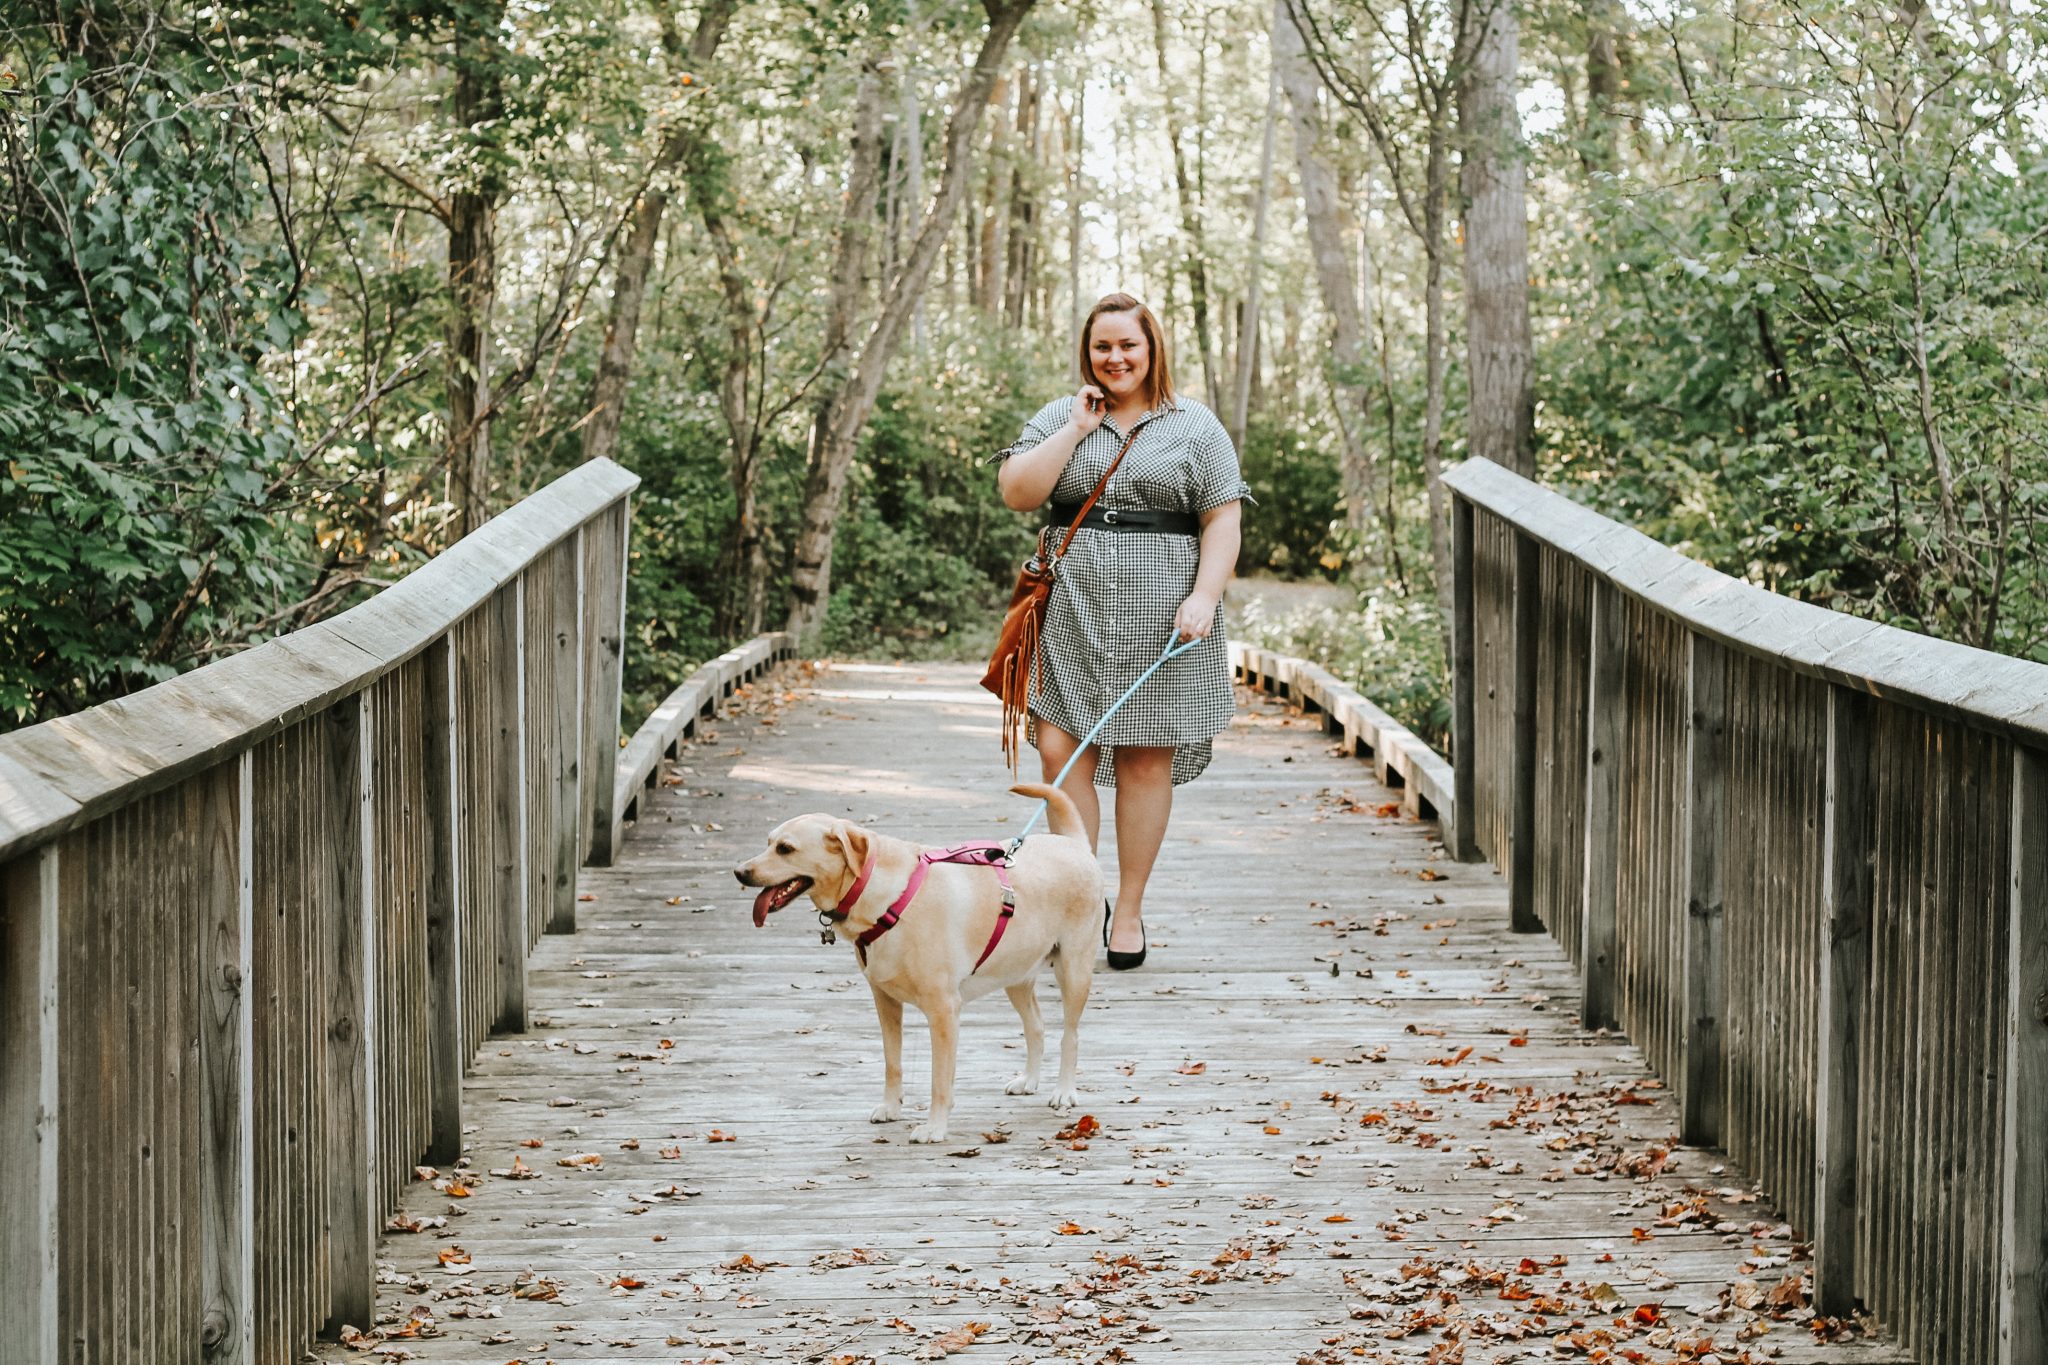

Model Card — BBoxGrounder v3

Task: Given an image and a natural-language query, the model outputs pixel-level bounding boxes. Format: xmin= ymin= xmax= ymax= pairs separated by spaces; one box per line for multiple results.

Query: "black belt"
xmin=1049 ymin=504 xmax=1200 ymax=536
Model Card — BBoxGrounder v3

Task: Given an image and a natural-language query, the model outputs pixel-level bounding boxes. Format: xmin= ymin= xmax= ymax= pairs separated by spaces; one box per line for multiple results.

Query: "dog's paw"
xmin=1047 ymin=1088 xmax=1079 ymax=1111
xmin=1004 ymin=1072 xmax=1039 ymax=1096
xmin=906 ymin=1121 xmax=949 ymax=1144
xmin=869 ymin=1101 xmax=902 ymax=1123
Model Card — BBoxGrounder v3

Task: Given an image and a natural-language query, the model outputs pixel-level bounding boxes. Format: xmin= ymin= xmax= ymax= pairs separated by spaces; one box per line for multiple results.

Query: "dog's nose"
xmin=732 ymin=866 xmax=751 ymax=886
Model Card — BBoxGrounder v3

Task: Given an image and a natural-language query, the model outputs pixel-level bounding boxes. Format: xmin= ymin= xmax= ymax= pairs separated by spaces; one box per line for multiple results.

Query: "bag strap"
xmin=1052 ymin=423 xmax=1144 ymax=560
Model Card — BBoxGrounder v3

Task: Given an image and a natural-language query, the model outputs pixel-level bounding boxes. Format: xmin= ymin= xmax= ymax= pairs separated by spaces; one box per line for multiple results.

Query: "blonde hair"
xmin=1078 ymin=293 xmax=1177 ymax=412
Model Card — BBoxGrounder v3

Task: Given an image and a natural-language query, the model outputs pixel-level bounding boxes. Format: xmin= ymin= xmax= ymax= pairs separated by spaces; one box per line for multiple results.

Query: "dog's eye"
xmin=775 ymin=841 xmax=795 ymax=856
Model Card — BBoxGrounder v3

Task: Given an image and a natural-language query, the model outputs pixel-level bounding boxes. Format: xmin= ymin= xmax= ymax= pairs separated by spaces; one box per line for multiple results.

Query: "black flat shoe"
xmin=1102 ymin=899 xmax=1112 ymax=947
xmin=1106 ymin=909 xmax=1147 ymax=971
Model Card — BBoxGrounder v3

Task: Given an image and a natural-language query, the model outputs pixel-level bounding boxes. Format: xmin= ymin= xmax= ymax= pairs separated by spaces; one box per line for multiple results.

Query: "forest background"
xmin=3 ymin=0 xmax=2043 ymax=745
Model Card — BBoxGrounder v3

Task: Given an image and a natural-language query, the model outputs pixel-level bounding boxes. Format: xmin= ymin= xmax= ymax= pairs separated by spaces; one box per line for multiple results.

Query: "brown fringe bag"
xmin=980 ymin=425 xmax=1144 ymax=769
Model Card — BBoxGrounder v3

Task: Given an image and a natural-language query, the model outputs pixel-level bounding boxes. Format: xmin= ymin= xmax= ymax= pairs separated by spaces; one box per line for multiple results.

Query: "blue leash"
xmin=1006 ymin=632 xmax=1206 ymax=851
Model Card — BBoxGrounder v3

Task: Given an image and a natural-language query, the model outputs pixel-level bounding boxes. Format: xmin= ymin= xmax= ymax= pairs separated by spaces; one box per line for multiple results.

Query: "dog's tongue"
xmin=752 ymin=883 xmax=778 ymax=928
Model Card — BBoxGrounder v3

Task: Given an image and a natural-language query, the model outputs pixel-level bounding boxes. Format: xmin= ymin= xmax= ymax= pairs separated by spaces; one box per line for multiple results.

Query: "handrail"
xmin=0 ymin=461 xmax=644 ymax=1365
xmin=1442 ymin=457 xmax=2048 ymax=745
xmin=0 ymin=458 xmax=640 ymax=864
xmin=1443 ymin=457 xmax=2046 ymax=1365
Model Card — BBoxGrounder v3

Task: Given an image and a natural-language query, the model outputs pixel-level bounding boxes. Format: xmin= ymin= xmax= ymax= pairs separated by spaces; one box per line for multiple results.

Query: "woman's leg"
xmin=1034 ymin=720 xmax=1102 ymax=850
xmin=1108 ymin=745 xmax=1174 ymax=953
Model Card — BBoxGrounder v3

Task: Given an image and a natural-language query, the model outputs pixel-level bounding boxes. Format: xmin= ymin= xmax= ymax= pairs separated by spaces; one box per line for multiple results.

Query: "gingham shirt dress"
xmin=993 ymin=396 xmax=1252 ymax=787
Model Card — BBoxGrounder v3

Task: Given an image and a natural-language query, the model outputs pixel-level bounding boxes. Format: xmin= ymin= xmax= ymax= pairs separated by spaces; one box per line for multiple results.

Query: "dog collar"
xmin=820 ymin=850 xmax=880 ymax=925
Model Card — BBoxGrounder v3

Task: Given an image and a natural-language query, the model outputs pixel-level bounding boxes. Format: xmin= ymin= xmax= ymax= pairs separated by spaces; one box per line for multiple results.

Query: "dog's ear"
xmin=829 ymin=823 xmax=871 ymax=883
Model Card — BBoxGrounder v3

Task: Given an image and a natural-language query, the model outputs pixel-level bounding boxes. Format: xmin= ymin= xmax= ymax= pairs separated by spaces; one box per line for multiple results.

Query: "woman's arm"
xmin=997 ymin=387 xmax=1103 ymax=510
xmin=1173 ymin=501 xmax=1242 ymax=642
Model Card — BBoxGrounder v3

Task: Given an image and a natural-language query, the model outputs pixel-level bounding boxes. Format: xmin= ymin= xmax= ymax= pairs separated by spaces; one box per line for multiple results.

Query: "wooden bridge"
xmin=0 ymin=458 xmax=2041 ymax=1365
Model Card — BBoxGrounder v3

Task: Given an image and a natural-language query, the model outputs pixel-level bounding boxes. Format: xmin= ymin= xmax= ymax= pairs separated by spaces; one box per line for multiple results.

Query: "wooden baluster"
xmin=1815 ymin=686 xmax=1873 ymax=1317
xmin=2001 ymin=743 xmax=2047 ymax=1365
xmin=202 ymin=759 xmax=254 ymax=1364
xmin=323 ymin=696 xmax=377 ymax=1335
xmin=1 ymin=846 xmax=59 ymax=1365
xmin=548 ymin=543 xmax=582 ymax=934
xmin=1509 ymin=529 xmax=1541 ymax=932
xmin=1681 ymin=634 xmax=1727 ymax=1146
xmin=494 ymin=580 xmax=528 ymax=1033
xmin=1450 ymin=494 xmax=1481 ymax=863
xmin=424 ymin=634 xmax=465 ymax=1165
xmin=1579 ymin=582 xmax=1623 ymax=1031
xmin=584 ymin=499 xmax=631 ymax=867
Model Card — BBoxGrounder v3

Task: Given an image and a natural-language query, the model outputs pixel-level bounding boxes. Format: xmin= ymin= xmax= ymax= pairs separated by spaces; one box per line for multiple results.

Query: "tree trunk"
xmin=1273 ymin=0 xmax=1378 ymax=535
xmin=580 ymin=2 xmax=738 ymax=468
xmin=1581 ymin=0 xmax=1625 ymax=173
xmin=785 ymin=0 xmax=1039 ymax=640
xmin=445 ymin=6 xmax=504 ymax=537
xmin=980 ymin=72 xmax=1010 ymax=314
xmin=1458 ymin=0 xmax=1535 ymax=478
xmin=1148 ymin=0 xmax=1220 ymax=404
xmin=1230 ymin=59 xmax=1280 ymax=451
xmin=1422 ymin=113 xmax=1455 ymax=658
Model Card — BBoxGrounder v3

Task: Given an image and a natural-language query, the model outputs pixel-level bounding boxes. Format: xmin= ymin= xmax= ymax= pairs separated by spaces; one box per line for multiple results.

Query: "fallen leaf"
xmin=1178 ymin=1060 xmax=1207 ymax=1075
xmin=436 ymin=1246 xmax=470 ymax=1267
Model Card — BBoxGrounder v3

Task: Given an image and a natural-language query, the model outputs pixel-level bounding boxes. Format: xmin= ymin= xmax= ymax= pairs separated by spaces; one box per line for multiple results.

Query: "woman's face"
xmin=1088 ymin=310 xmax=1150 ymax=402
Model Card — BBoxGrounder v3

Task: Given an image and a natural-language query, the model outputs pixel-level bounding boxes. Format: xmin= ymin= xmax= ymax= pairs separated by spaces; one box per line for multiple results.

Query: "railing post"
xmin=494 ymin=580 xmax=528 ymax=1033
xmin=323 ymin=697 xmax=377 ymax=1334
xmin=202 ymin=757 xmax=254 ymax=1364
xmin=547 ymin=545 xmax=581 ymax=934
xmin=1449 ymin=494 xmax=1481 ymax=863
xmin=1 ymin=846 xmax=59 ymax=1365
xmin=424 ymin=634 xmax=465 ymax=1165
xmin=584 ymin=499 xmax=630 ymax=867
xmin=1579 ymin=582 xmax=1623 ymax=1031
xmin=2001 ymin=743 xmax=2047 ymax=1365
xmin=1681 ymin=634 xmax=1727 ymax=1146
xmin=1509 ymin=529 xmax=1541 ymax=932
xmin=1815 ymin=686 xmax=1873 ymax=1317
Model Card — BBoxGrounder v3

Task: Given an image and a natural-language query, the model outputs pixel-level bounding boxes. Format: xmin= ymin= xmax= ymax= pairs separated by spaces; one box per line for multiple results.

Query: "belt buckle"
xmin=1102 ymin=509 xmax=1121 ymax=525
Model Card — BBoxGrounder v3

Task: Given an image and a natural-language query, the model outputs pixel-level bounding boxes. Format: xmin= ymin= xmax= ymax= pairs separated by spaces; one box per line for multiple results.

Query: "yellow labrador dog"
xmin=735 ymin=783 xmax=1101 ymax=1143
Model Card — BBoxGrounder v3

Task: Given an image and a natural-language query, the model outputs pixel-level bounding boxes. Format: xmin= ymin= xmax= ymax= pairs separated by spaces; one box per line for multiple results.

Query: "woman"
xmin=992 ymin=293 xmax=1248 ymax=970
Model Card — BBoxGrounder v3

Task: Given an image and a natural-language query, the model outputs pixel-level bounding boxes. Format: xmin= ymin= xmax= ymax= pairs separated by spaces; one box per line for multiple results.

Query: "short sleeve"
xmin=986 ymin=399 xmax=1069 ymax=465
xmin=1191 ymin=410 xmax=1254 ymax=512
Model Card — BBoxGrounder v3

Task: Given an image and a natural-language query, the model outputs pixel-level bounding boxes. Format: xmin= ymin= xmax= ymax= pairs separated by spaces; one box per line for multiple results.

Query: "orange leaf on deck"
xmin=1633 ymin=1303 xmax=1662 ymax=1326
xmin=706 ymin=1129 xmax=737 ymax=1142
xmin=436 ymin=1246 xmax=470 ymax=1266
xmin=1178 ymin=1060 xmax=1207 ymax=1075
xmin=1324 ymin=1213 xmax=1352 ymax=1223
xmin=612 ymin=1275 xmax=645 ymax=1290
xmin=577 ymin=893 xmax=596 ymax=902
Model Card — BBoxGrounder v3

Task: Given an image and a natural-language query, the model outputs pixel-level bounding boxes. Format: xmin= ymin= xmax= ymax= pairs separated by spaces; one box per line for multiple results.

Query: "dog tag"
xmin=820 ymin=927 xmax=837 ymax=946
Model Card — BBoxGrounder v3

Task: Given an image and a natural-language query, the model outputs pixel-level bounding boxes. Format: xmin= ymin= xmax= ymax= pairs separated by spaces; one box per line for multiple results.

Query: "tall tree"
xmin=1150 ymin=0 xmax=1222 ymax=404
xmin=579 ymin=1 xmax=739 ymax=469
xmin=445 ymin=0 xmax=507 ymax=536
xmin=1230 ymin=57 xmax=1281 ymax=451
xmin=1273 ymin=0 xmax=1387 ymax=547
xmin=785 ymin=0 xmax=1039 ymax=640
xmin=1459 ymin=0 xmax=1534 ymax=476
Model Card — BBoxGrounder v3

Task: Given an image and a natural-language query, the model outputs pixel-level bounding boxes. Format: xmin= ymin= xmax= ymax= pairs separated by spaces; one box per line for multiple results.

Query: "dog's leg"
xmin=1047 ymin=933 xmax=1093 ymax=1111
xmin=869 ymin=984 xmax=904 ymax=1124
xmin=908 ymin=992 xmax=960 ymax=1144
xmin=1003 ymin=981 xmax=1044 ymax=1096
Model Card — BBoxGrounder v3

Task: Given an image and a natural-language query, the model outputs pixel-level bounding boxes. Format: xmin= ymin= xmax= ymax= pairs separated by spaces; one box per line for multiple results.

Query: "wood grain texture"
xmin=1682 ymin=635 xmax=1727 ymax=1147
xmin=1451 ymin=494 xmax=1480 ymax=862
xmin=424 ymin=636 xmax=466 ymax=1167
xmin=1816 ymin=686 xmax=1873 ymax=1317
xmin=0 ymin=846 xmax=58 ymax=1365
xmin=2003 ymin=744 xmax=2047 ymax=1365
xmin=306 ymin=661 xmax=1908 ymax=1365
xmin=1510 ymin=530 xmax=1541 ymax=933
xmin=582 ymin=501 xmax=630 ymax=866
xmin=1579 ymin=582 xmax=1622 ymax=1033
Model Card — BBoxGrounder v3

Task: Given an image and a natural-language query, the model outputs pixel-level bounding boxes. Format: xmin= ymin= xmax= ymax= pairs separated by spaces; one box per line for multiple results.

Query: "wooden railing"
xmin=1442 ymin=457 xmax=2046 ymax=1365
xmin=0 ymin=459 xmax=790 ymax=1365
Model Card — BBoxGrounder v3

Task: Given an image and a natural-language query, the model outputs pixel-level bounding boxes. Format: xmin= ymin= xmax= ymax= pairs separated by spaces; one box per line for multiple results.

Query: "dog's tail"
xmin=1010 ymin=782 xmax=1087 ymax=841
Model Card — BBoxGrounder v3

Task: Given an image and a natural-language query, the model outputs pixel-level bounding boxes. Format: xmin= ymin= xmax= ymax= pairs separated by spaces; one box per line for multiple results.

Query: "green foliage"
xmin=0 ymin=47 xmax=307 ymax=723
xmin=1238 ymin=587 xmax=1449 ymax=750
xmin=1237 ymin=410 xmax=1344 ymax=578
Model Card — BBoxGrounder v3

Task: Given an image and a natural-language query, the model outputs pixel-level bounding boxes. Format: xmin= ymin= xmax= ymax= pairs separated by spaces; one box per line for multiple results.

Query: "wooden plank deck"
xmin=315 ymin=661 xmax=1910 ymax=1365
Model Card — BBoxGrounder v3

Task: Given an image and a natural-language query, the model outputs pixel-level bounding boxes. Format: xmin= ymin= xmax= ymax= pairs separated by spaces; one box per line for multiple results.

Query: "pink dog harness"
xmin=827 ymin=843 xmax=1017 ymax=972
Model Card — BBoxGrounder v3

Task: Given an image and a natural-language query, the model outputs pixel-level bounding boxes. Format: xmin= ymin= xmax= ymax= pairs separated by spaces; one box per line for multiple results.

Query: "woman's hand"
xmin=1067 ymin=385 xmax=1107 ymax=438
xmin=1174 ymin=591 xmax=1221 ymax=643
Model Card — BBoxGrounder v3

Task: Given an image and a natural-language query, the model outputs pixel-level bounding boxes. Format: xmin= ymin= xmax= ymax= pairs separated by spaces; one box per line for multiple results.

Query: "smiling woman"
xmin=990 ymin=292 xmax=1250 ymax=970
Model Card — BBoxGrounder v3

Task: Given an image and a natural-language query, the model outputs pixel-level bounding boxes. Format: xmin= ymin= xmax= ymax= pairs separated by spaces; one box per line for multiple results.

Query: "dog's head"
xmin=732 ymin=815 xmax=873 ymax=927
